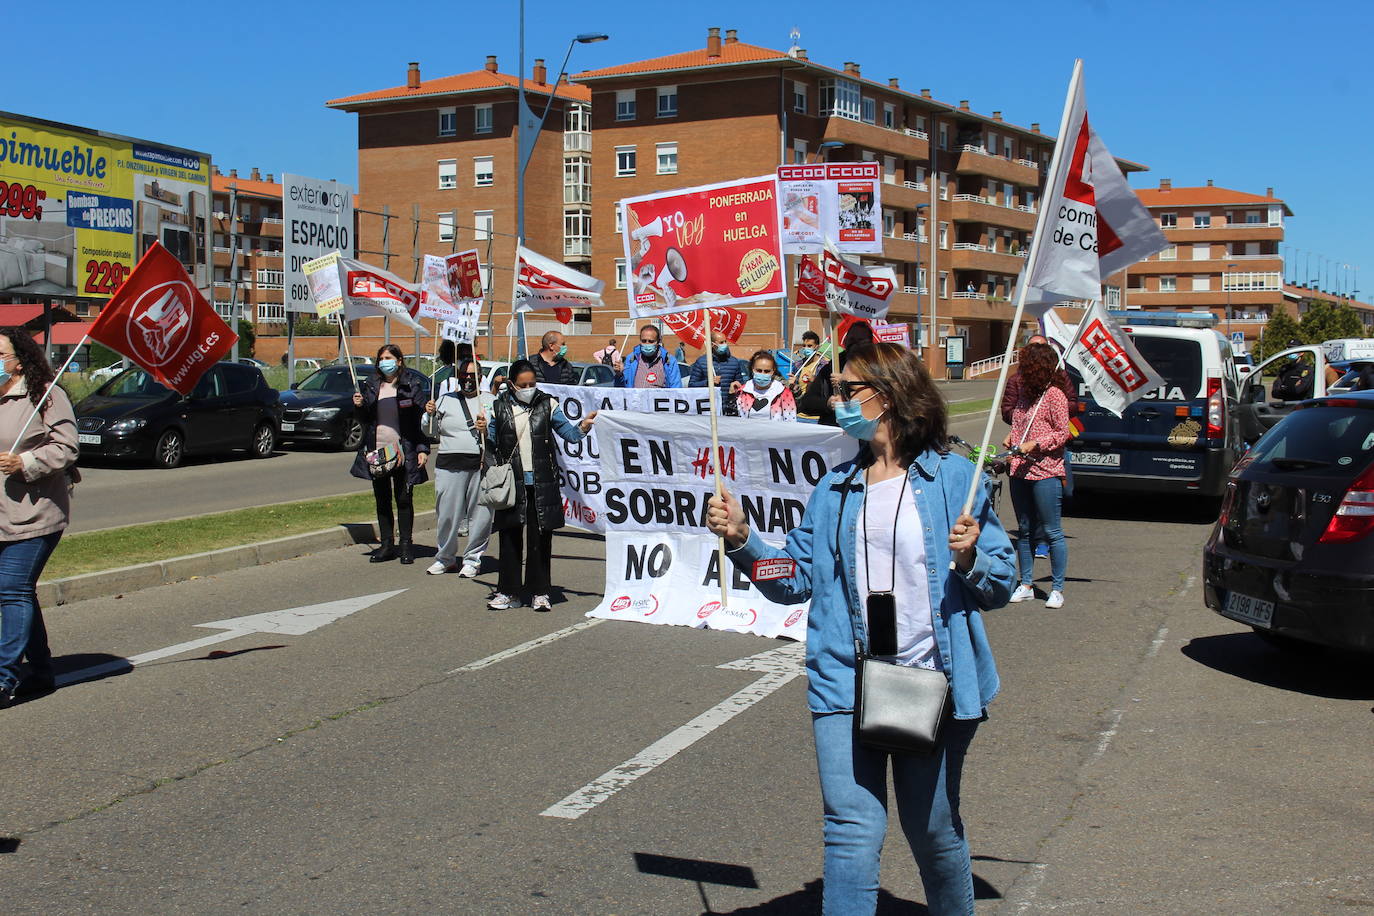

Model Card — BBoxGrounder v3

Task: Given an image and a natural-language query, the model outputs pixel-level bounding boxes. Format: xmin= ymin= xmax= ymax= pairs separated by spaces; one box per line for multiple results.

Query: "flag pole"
xmin=961 ymin=59 xmax=1083 ymax=517
xmin=6 ymin=333 xmax=89 ymax=454
xmin=336 ymin=311 xmax=360 ymax=395
xmin=702 ymin=307 xmax=729 ymax=608
xmin=508 ymin=238 xmax=524 ymax=363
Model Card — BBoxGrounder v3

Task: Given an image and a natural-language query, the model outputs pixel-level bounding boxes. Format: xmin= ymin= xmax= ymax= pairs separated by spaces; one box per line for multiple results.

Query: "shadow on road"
xmin=77 ymin=450 xmax=290 ymax=471
xmin=1182 ymin=633 xmax=1374 ymax=700
xmin=1065 ymin=490 xmax=1221 ymax=526
xmin=0 ymin=837 xmax=18 ymax=854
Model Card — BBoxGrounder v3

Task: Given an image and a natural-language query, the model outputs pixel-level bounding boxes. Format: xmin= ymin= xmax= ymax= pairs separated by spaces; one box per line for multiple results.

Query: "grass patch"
xmin=44 ymin=482 xmax=435 ymax=581
xmin=949 ymin=398 xmax=994 ymax=417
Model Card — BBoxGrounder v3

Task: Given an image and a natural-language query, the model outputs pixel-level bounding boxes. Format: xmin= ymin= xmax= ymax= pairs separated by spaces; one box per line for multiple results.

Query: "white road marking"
xmin=57 ymin=590 xmax=407 ymax=686
xmin=540 ymin=643 xmax=805 ymax=820
xmin=447 ymin=618 xmax=606 ymax=674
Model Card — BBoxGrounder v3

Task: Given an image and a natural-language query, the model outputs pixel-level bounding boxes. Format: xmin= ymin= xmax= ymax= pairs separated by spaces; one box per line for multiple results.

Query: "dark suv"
xmin=75 ymin=363 xmax=280 ymax=468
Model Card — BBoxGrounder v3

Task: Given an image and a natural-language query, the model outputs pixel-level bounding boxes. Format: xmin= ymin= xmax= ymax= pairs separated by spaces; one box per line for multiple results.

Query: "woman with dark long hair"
xmin=351 ymin=344 xmax=429 ymax=564
xmin=708 ymin=341 xmax=1014 ymax=914
xmin=1002 ymin=341 xmax=1071 ymax=608
xmin=0 ymin=327 xmax=77 ymax=708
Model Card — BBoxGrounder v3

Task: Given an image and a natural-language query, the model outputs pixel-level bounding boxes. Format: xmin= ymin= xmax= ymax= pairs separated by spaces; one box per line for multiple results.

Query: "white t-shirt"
xmin=855 ymin=474 xmax=939 ymax=670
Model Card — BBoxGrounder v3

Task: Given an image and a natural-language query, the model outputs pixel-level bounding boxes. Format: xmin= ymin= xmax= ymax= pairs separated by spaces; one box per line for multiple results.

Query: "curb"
xmin=40 ymin=510 xmax=439 ymax=608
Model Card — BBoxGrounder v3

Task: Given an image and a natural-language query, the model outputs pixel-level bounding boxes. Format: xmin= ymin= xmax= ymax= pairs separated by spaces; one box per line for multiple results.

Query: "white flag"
xmin=516 ymin=245 xmax=604 ymax=313
xmin=821 ymin=246 xmax=897 ymax=321
xmin=1060 ymin=300 xmax=1164 ymax=417
xmin=327 ymin=256 xmax=427 ymax=333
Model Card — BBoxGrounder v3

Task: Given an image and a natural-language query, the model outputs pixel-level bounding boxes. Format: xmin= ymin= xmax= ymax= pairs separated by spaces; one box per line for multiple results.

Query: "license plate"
xmin=78 ymin=433 xmax=101 ymax=445
xmin=1071 ymin=451 xmax=1121 ymax=467
xmin=1223 ymin=590 xmax=1275 ymax=627
xmin=280 ymin=422 xmax=295 ymax=432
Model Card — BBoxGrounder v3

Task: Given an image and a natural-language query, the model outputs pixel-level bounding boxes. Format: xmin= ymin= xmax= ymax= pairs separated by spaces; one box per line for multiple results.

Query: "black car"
xmin=279 ymin=365 xmax=432 ymax=451
xmin=1203 ymin=391 xmax=1374 ymax=653
xmin=76 ymin=362 xmax=280 ymax=469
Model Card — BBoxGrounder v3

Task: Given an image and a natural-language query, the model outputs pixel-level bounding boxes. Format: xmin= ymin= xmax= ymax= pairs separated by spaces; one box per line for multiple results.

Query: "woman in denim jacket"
xmin=708 ymin=342 xmax=1015 ymax=915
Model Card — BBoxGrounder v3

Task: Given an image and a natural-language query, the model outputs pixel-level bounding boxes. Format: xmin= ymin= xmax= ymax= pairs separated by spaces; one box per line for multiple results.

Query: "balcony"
xmin=947 ymin=195 xmax=1036 ymax=231
xmin=903 ymin=232 xmax=928 ymax=243
xmin=903 ymin=180 xmax=928 ymax=191
xmin=882 ymin=182 xmax=931 ymax=211
xmin=821 ymin=116 xmax=929 ymax=156
xmin=564 ymin=132 xmax=591 ymax=153
xmin=877 ymin=236 xmax=921 ymax=262
xmin=903 ymin=128 xmax=929 ymax=141
xmin=1164 ymin=224 xmax=1284 ymax=242
xmin=952 ymin=147 xmax=1042 ymax=186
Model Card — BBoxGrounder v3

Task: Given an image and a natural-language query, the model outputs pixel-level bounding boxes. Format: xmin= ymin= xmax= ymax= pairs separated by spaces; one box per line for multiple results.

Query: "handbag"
xmin=364 ymin=443 xmax=401 ymax=478
xmin=478 ymin=401 xmax=523 ymax=510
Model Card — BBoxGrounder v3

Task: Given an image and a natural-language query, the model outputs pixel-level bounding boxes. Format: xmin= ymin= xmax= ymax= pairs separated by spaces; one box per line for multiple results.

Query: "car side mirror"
xmin=583 ymin=378 xmax=597 ymax=386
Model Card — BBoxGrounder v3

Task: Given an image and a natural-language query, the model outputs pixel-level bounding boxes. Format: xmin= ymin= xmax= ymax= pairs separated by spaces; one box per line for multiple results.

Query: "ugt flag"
xmin=661 ymin=307 xmax=748 ymax=350
xmin=89 ymin=242 xmax=236 ymax=396
xmin=1050 ymin=301 xmax=1164 ymax=417
xmin=1025 ymin=62 xmax=1167 ymax=306
xmin=516 ymin=246 xmax=604 ymax=325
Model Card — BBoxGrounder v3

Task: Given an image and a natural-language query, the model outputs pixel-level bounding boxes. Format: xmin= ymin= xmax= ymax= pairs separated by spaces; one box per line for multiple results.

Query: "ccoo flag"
xmin=1044 ymin=301 xmax=1164 ymax=418
xmin=515 ymin=246 xmax=605 ymax=323
xmin=1025 ymin=63 xmax=1168 ymax=307
xmin=89 ymin=242 xmax=237 ymax=395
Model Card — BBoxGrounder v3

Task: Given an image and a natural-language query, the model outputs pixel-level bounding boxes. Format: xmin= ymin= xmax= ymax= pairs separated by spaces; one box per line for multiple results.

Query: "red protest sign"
xmin=89 ymin=242 xmax=236 ymax=395
xmin=662 ymin=307 xmax=749 ymax=349
xmin=620 ymin=175 xmax=783 ymax=317
xmin=445 ymin=249 xmax=483 ymax=303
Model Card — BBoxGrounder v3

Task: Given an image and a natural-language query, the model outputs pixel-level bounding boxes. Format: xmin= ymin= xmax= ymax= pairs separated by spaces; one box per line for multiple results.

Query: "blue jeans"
xmin=0 ymin=532 xmax=62 ymax=691
xmin=813 ymin=711 xmax=980 ymax=915
xmin=1009 ymin=477 xmax=1066 ymax=591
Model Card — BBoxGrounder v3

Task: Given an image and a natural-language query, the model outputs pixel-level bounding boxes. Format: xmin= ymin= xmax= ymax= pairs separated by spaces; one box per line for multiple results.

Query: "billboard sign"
xmin=283 ymin=173 xmax=353 ymax=313
xmin=777 ymin=162 xmax=882 ymax=255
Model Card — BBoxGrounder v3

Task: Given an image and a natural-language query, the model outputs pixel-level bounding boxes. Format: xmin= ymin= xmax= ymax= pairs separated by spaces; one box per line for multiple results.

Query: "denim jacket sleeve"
xmin=722 ymin=483 xmax=824 ymax=604
xmin=948 ymin=459 xmax=1015 ymax=611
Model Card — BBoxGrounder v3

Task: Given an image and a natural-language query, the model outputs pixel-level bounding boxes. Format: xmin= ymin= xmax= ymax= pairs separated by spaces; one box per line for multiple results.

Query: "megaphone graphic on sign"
xmin=631 ymin=217 xmax=665 ymax=242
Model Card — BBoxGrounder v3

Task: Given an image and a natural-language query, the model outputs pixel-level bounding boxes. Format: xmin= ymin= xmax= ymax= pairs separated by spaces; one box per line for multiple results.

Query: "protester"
xmin=351 ymin=345 xmax=429 ymax=565
xmin=533 ymin=330 xmax=578 ymax=385
xmin=796 ymin=320 xmax=874 ymax=426
xmin=425 ymin=356 xmax=492 ymax=577
xmin=0 ymin=328 xmax=78 ymax=708
xmin=593 ymin=338 xmax=621 ymax=369
xmin=688 ymin=330 xmax=747 ymax=392
xmin=790 ymin=330 xmax=829 ymax=423
xmin=732 ymin=350 xmax=796 ymax=421
xmin=1000 ymin=333 xmax=1076 ymax=558
xmin=674 ymin=341 xmax=687 ymax=364
xmin=475 ymin=360 xmax=597 ymax=610
xmin=1003 ymin=342 xmax=1072 ymax=609
xmin=707 ymin=341 xmax=1014 ymax=915
xmin=615 ymin=325 xmax=681 ymax=388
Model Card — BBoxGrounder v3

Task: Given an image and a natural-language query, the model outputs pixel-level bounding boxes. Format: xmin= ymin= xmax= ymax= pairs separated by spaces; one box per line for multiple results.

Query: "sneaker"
xmin=18 ymin=671 xmax=55 ymax=697
xmin=1034 ymin=545 xmax=1050 ymax=559
xmin=426 ymin=560 xmax=452 ymax=575
xmin=1045 ymin=590 xmax=1065 ymax=609
xmin=457 ymin=527 xmax=469 ymax=537
xmin=531 ymin=594 xmax=552 ymax=612
xmin=458 ymin=564 xmax=479 ymax=579
xmin=0 ymin=683 xmax=14 ymax=709
xmin=1010 ymin=584 xmax=1036 ymax=603
xmin=487 ymin=593 xmax=518 ymax=610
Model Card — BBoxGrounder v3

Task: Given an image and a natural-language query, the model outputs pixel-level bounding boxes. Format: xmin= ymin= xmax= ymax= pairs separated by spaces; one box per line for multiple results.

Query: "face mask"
xmin=514 ymin=387 xmax=537 ymax=404
xmin=753 ymin=372 xmax=773 ymax=388
xmin=715 ymin=344 xmax=729 ymax=356
xmin=460 ymin=378 xmax=478 ymax=396
xmin=799 ymin=347 xmax=816 ymax=360
xmin=557 ymin=344 xmax=568 ymax=358
xmin=377 ymin=358 xmax=398 ymax=376
xmin=640 ymin=343 xmax=658 ymax=357
xmin=834 ymin=395 xmax=885 ymax=441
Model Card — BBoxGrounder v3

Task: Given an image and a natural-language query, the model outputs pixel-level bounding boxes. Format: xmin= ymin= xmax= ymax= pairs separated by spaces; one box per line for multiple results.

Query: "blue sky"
xmin=13 ymin=0 xmax=1370 ymax=298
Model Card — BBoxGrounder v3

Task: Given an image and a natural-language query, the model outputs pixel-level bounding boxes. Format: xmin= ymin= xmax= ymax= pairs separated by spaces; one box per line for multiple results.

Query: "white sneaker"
xmin=426 ymin=560 xmax=454 ymax=575
xmin=1045 ymin=590 xmax=1065 ymax=609
xmin=531 ymin=594 xmax=552 ymax=612
xmin=487 ymin=593 xmax=518 ymax=610
xmin=1010 ymin=584 xmax=1036 ymax=603
xmin=458 ymin=564 xmax=479 ymax=579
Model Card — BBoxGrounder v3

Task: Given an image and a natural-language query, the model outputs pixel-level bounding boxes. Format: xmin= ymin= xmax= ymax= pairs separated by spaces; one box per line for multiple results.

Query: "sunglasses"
xmin=830 ymin=380 xmax=874 ymax=402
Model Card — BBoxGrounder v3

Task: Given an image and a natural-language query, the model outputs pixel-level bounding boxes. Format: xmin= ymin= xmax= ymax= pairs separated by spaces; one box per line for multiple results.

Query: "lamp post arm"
xmin=520 ymin=40 xmax=577 ymax=181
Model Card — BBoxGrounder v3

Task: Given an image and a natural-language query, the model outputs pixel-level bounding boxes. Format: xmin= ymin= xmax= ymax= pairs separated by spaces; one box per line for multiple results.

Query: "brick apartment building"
xmin=210 ymin=169 xmax=286 ymax=332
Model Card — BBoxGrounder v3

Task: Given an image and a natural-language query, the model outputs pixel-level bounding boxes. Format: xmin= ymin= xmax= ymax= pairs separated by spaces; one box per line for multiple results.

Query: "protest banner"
xmin=301 ymin=251 xmax=427 ymax=333
xmin=586 ymin=409 xmax=853 ymax=639
xmin=1043 ymin=302 xmax=1164 ymax=417
xmin=872 ymin=320 xmax=911 ymax=347
xmin=620 ymin=175 xmax=784 ymax=318
xmin=778 ymin=162 xmax=883 ymax=255
xmin=88 ymin=242 xmax=236 ymax=396
xmin=420 ymin=254 xmax=469 ymax=324
xmin=303 ymin=252 xmax=343 ymax=316
xmin=516 ymin=245 xmax=605 ymax=316
xmin=660 ymin=307 xmax=748 ymax=350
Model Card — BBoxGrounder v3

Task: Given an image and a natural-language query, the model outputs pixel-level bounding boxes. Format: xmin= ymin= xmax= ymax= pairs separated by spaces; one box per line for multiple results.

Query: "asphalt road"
xmin=4 ymin=445 xmax=1369 ymax=913
xmin=67 ymin=379 xmax=1001 ymax=534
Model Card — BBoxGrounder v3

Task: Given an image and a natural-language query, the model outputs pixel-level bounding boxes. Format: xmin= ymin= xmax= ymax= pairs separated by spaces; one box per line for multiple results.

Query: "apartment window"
xmin=564 ymin=210 xmax=591 ymax=257
xmin=474 ymin=210 xmax=493 ymax=240
xmin=883 ymin=103 xmax=896 ymax=129
xmin=914 ymin=165 xmax=926 ymax=184
xmin=615 ymin=204 xmax=623 ymax=234
xmin=1002 ymin=182 xmax=1014 ymax=206
xmin=1105 ymin=286 xmax=1121 ymax=306
xmin=566 ymin=104 xmax=590 ymax=133
xmin=438 ymin=211 xmax=455 ymax=242
xmin=1193 ymin=211 xmax=1211 ymax=228
xmin=474 ymin=156 xmax=493 ymax=187
xmin=938 ymin=222 xmax=948 ymax=249
xmin=474 ymin=104 xmax=492 ymax=134
xmin=616 ymin=89 xmax=636 ymax=121
xmin=656 ymin=142 xmax=678 ymax=175
xmin=564 ymin=157 xmax=590 ymax=204
xmin=792 ymin=81 xmax=807 ymax=113
xmin=882 ymin=209 xmax=896 ymax=237
xmin=915 ymin=115 xmax=927 ymax=134
xmin=1192 ymin=275 xmax=1211 ymax=292
xmin=1159 ymin=275 xmax=1177 ymax=292
xmin=861 ymin=97 xmax=876 ymax=124
xmin=861 ymin=149 xmax=876 ymax=162
xmin=882 ymin=155 xmax=896 ymax=184
xmin=792 ymin=139 xmax=807 ymax=164
xmin=938 ymin=123 xmax=949 ymax=150
xmin=1245 ymin=210 xmax=1261 ymax=224
xmin=1159 ymin=244 xmax=1177 ymax=260
xmin=988 ymin=132 xmax=997 ymax=154
xmin=438 ymin=159 xmax=457 ymax=189
xmin=615 ymin=258 xmax=627 ymax=289
xmin=438 ymin=107 xmax=456 ymax=137
xmin=939 ymin=173 xmax=949 ymax=200
xmin=917 ymin=266 xmax=928 ymax=288
xmin=1191 ymin=243 xmax=1209 ymax=261
xmin=938 ymin=271 xmax=948 ymax=298
xmin=656 ymin=86 xmax=677 ymax=118
xmin=615 ymin=145 xmax=636 ymax=177
xmin=1267 ymin=205 xmax=1283 ymax=227
xmin=1160 ymin=212 xmax=1177 ymax=229
xmin=1003 ymin=137 xmax=1013 ymax=158
xmin=254 ymin=268 xmax=283 ymax=289
xmin=818 ymin=77 xmax=861 ymax=120
xmin=917 ymin=216 xmax=927 ymax=238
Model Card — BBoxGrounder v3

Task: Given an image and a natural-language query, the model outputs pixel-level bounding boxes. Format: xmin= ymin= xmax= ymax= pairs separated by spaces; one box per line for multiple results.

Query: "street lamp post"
xmin=1226 ymin=261 xmax=1237 ymax=340
xmin=515 ymin=5 xmax=607 ymax=357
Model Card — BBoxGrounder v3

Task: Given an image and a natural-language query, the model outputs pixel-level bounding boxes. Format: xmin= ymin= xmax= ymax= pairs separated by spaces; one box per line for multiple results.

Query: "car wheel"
xmin=154 ymin=429 xmax=184 ymax=469
xmin=341 ymin=418 xmax=364 ymax=451
xmin=251 ymin=422 xmax=275 ymax=459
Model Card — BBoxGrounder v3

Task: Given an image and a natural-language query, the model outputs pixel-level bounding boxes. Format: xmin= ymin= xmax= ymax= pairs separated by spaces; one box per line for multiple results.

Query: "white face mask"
xmin=514 ymin=387 xmax=537 ymax=404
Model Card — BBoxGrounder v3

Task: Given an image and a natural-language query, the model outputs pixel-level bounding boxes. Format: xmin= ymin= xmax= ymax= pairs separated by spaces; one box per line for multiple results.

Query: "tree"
xmin=1256 ymin=311 xmax=1301 ymax=362
xmin=1298 ymin=299 xmax=1364 ymax=345
xmin=236 ymin=319 xmax=256 ymax=358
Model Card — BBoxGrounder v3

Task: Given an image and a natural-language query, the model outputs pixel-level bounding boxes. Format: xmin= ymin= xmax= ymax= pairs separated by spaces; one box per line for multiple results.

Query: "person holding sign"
xmin=351 ymin=346 xmax=429 ymax=565
xmin=706 ymin=342 xmax=1014 ymax=916
xmin=615 ymin=325 xmax=681 ymax=388
xmin=0 ymin=328 xmax=78 ymax=708
xmin=731 ymin=350 xmax=796 ymax=421
xmin=425 ymin=355 xmax=492 ymax=578
xmin=475 ymin=361 xmax=597 ymax=611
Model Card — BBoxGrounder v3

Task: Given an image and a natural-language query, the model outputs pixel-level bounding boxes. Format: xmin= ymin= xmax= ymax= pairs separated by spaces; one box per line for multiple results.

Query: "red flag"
xmin=835 ymin=314 xmax=870 ymax=347
xmin=90 ymin=242 xmax=237 ymax=395
xmin=662 ymin=307 xmax=748 ymax=349
xmin=553 ymin=307 xmax=574 ymax=324
xmin=796 ymin=255 xmax=826 ymax=307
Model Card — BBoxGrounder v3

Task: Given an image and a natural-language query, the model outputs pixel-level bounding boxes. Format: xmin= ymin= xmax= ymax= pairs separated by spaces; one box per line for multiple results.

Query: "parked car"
xmin=1234 ymin=344 xmax=1331 ymax=444
xmin=279 ymin=365 xmax=432 ymax=451
xmin=238 ymin=357 xmax=270 ymax=370
xmin=570 ymin=362 xmax=615 ymax=387
xmin=88 ymin=361 xmax=125 ymax=384
xmin=1204 ymin=391 xmax=1374 ymax=653
xmin=1328 ymin=359 xmax=1374 ymax=394
xmin=75 ymin=363 xmax=280 ymax=469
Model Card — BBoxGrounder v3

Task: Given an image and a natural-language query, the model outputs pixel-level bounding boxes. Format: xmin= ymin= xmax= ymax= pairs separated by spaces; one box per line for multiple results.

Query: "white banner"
xmin=283 ymin=174 xmax=354 ymax=313
xmin=587 ymin=410 xmax=853 ymax=638
xmin=1057 ymin=301 xmax=1165 ymax=417
xmin=516 ymin=245 xmax=605 ymax=313
xmin=778 ymin=162 xmax=883 ymax=255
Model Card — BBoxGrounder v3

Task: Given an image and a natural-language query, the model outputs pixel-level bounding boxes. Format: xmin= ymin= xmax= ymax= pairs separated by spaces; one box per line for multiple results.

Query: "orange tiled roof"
xmin=327 ymin=70 xmax=590 ymax=108
xmin=211 ymin=175 xmax=281 ymax=198
xmin=1137 ymin=185 xmax=1289 ymax=211
xmin=574 ymin=41 xmax=788 ymax=79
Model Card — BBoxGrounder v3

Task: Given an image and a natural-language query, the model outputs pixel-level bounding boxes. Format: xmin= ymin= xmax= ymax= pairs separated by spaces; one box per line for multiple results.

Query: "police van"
xmin=1068 ymin=311 xmax=1243 ymax=499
